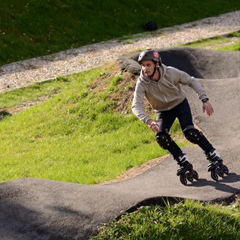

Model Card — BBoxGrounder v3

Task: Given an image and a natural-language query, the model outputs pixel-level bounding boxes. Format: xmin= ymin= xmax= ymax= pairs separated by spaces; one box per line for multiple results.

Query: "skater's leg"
xmin=156 ymin=111 xmax=182 ymax=160
xmin=156 ymin=131 xmax=193 ymax=177
xmin=176 ymin=99 xmax=228 ymax=180
xmin=183 ymin=126 xmax=213 ymax=154
xmin=176 ymin=99 xmax=213 ymax=153
xmin=156 ymin=103 xmax=199 ymax=184
xmin=156 ymin=130 xmax=182 ymax=159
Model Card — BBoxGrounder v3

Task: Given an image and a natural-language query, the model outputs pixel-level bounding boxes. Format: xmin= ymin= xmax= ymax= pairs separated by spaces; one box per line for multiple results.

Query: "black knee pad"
xmin=183 ymin=126 xmax=203 ymax=144
xmin=156 ymin=132 xmax=172 ymax=149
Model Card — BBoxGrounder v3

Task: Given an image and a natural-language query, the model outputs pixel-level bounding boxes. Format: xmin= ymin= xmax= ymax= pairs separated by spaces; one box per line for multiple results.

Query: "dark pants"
xmin=156 ymin=98 xmax=213 ymax=160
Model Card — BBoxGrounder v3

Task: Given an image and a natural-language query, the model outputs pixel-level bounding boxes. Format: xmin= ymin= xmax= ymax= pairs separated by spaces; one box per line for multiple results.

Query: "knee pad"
xmin=156 ymin=131 xmax=172 ymax=149
xmin=183 ymin=126 xmax=203 ymax=144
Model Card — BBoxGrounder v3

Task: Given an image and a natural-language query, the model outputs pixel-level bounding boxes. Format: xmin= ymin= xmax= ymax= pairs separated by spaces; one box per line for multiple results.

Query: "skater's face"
xmin=141 ymin=60 xmax=157 ymax=77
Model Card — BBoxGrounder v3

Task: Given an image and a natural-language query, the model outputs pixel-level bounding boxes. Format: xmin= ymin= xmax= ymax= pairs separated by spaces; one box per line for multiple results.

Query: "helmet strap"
xmin=150 ymin=62 xmax=157 ymax=78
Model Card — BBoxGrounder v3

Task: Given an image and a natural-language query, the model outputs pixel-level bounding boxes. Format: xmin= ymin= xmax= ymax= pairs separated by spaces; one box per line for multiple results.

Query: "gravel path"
xmin=0 ymin=10 xmax=239 ymax=93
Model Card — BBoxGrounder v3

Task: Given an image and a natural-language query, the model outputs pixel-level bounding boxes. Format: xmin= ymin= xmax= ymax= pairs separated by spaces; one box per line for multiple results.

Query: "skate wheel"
xmin=222 ymin=165 xmax=229 ymax=175
xmin=180 ymin=174 xmax=187 ymax=185
xmin=186 ymin=172 xmax=193 ymax=182
xmin=192 ymin=170 xmax=199 ymax=180
xmin=211 ymin=170 xmax=218 ymax=181
xmin=217 ymin=171 xmax=224 ymax=178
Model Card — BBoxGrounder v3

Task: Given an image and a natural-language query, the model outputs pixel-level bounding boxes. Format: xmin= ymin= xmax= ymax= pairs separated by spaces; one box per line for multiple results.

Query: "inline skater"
xmin=132 ymin=49 xmax=228 ymax=184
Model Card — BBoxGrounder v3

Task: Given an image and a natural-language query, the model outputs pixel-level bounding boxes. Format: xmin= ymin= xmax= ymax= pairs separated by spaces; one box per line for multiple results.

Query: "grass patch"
xmin=183 ymin=36 xmax=230 ymax=48
xmin=0 ymin=76 xmax=72 ymax=110
xmin=1 ymin=0 xmax=240 ymax=65
xmin=181 ymin=30 xmax=240 ymax=51
xmin=91 ymin=199 xmax=240 ymax=240
xmin=216 ymin=41 xmax=240 ymax=51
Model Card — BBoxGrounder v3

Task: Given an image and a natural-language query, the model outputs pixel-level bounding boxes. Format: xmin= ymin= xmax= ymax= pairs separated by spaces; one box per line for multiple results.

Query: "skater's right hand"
xmin=146 ymin=119 xmax=162 ymax=133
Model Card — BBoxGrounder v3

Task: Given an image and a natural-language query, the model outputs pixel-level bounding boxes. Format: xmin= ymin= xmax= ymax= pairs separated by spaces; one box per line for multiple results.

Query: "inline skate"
xmin=207 ymin=149 xmax=229 ymax=181
xmin=176 ymin=154 xmax=199 ymax=185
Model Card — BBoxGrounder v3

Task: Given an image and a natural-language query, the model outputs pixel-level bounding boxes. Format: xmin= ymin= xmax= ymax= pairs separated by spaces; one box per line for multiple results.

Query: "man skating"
xmin=132 ymin=49 xmax=229 ymax=184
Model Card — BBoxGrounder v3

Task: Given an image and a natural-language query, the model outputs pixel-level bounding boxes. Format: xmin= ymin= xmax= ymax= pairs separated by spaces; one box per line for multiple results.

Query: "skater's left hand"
xmin=203 ymin=101 xmax=214 ymax=116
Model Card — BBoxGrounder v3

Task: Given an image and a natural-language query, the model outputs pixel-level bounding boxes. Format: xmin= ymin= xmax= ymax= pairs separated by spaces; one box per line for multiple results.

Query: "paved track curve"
xmin=0 ymin=48 xmax=239 ymax=240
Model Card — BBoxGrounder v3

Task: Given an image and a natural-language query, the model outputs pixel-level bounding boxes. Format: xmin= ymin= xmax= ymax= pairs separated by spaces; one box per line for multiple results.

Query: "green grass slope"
xmin=92 ymin=199 xmax=240 ymax=240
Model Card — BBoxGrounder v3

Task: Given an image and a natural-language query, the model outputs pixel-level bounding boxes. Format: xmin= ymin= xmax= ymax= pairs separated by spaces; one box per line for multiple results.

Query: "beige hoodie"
xmin=132 ymin=64 xmax=207 ymax=123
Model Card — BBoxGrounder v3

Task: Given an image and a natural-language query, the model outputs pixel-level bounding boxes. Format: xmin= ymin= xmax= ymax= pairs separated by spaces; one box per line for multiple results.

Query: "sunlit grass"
xmin=91 ymin=199 xmax=240 ymax=240
xmin=181 ymin=31 xmax=240 ymax=51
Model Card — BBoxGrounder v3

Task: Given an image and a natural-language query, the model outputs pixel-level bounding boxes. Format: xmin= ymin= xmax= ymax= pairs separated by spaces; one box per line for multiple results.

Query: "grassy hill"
xmin=1 ymin=0 xmax=240 ymax=66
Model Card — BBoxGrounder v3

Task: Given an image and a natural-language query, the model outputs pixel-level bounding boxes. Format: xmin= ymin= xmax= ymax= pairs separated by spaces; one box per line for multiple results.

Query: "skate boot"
xmin=176 ymin=154 xmax=199 ymax=185
xmin=207 ymin=149 xmax=229 ymax=181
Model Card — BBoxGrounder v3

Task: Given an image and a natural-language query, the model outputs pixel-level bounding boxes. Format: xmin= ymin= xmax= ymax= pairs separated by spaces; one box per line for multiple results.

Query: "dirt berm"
xmin=0 ymin=48 xmax=239 ymax=240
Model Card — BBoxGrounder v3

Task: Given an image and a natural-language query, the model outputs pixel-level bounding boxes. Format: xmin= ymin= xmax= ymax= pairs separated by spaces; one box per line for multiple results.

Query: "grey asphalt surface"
xmin=0 ymin=48 xmax=239 ymax=240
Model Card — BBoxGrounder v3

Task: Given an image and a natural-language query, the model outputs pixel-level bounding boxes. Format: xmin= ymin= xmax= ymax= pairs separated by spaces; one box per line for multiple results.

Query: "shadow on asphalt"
xmin=188 ymin=173 xmax=240 ymax=194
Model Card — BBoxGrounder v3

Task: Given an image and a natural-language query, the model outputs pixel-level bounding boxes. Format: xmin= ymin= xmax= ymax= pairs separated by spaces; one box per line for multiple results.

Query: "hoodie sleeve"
xmin=172 ymin=67 xmax=208 ymax=100
xmin=132 ymin=80 xmax=150 ymax=123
